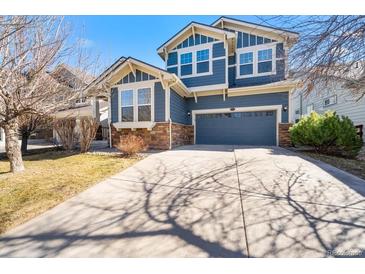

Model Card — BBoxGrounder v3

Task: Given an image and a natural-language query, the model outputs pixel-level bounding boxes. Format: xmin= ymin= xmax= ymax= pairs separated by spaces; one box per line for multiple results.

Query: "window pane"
xmin=197 ymin=49 xmax=209 ymax=62
xmin=258 ymin=61 xmax=272 ymax=73
xmin=239 ymin=52 xmax=253 ymax=64
xmin=181 ymin=64 xmax=192 ymax=76
xmin=122 ymin=106 xmax=133 ymax=122
xmin=197 ymin=61 xmax=209 ymax=73
xmin=180 ymin=52 xmax=192 ymax=64
xmin=240 ymin=64 xmax=253 ymax=75
xmin=121 ymin=90 xmax=133 ymax=106
xmin=138 ymin=88 xmax=151 ymax=105
xmin=138 ymin=106 xmax=151 ymax=121
xmin=258 ymin=49 xmax=272 ymax=62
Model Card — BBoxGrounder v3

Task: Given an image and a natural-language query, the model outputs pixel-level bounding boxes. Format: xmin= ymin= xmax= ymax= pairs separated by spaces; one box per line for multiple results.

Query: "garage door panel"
xmin=196 ymin=111 xmax=276 ymax=145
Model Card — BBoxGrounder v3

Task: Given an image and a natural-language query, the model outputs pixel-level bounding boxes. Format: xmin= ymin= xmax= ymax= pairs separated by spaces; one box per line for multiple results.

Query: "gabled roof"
xmin=85 ymin=56 xmax=127 ymax=92
xmin=85 ymin=56 xmax=190 ymax=96
xmin=157 ymin=21 xmax=236 ymax=59
xmin=212 ymin=16 xmax=299 ymax=40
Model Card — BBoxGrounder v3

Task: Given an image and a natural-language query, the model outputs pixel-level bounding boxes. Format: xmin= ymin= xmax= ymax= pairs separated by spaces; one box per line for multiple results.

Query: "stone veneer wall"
xmin=111 ymin=122 xmax=193 ymax=150
xmin=278 ymin=123 xmax=293 ymax=147
xmin=171 ymin=123 xmax=194 ymax=148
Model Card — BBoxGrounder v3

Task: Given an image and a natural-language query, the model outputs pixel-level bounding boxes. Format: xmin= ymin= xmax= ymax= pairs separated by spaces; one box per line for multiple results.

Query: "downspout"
xmin=107 ymin=93 xmax=112 ymax=148
xmin=169 ymin=118 xmax=172 ymax=150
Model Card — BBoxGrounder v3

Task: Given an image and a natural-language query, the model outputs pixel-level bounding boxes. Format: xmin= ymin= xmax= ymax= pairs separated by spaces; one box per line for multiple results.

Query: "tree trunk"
xmin=21 ymin=132 xmax=30 ymax=154
xmin=4 ymin=120 xmax=25 ymax=173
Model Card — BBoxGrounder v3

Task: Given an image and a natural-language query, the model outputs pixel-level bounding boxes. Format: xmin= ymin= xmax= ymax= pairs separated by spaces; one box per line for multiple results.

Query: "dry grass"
xmin=0 ymin=151 xmax=139 ymax=234
xmin=303 ymin=152 xmax=365 ymax=180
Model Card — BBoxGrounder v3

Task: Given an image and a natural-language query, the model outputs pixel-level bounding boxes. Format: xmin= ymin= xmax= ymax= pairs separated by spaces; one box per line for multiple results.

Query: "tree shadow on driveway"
xmin=0 ymin=151 xmax=251 ymax=257
xmin=0 ymin=145 xmax=364 ymax=257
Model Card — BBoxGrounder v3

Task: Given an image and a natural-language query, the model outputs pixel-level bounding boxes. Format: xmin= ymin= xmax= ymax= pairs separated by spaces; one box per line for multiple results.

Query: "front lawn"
xmin=0 ymin=151 xmax=139 ymax=234
xmin=302 ymin=152 xmax=365 ymax=180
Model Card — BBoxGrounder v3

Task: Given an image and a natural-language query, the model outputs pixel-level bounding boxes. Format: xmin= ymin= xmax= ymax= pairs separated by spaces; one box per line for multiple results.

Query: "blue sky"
xmin=66 ymin=16 xmax=262 ymax=72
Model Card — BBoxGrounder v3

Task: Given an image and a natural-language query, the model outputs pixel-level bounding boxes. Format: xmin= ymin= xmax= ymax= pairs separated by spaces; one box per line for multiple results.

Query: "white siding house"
xmin=291 ymin=80 xmax=365 ymax=141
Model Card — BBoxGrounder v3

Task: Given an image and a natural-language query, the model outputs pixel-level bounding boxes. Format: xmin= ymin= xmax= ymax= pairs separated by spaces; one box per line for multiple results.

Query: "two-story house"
xmin=86 ymin=17 xmax=299 ymax=149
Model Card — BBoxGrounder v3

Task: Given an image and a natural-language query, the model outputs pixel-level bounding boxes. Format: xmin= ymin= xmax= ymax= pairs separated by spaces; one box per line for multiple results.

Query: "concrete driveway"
xmin=0 ymin=145 xmax=364 ymax=257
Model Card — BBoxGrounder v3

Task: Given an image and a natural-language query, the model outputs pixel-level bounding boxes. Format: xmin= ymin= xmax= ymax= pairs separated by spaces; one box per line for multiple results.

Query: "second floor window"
xmin=239 ymin=52 xmax=253 ymax=76
xmin=180 ymin=52 xmax=193 ymax=76
xmin=237 ymin=45 xmax=276 ymax=78
xmin=121 ymin=90 xmax=134 ymax=122
xmin=196 ymin=49 xmax=209 ymax=74
xmin=258 ymin=49 xmax=273 ymax=73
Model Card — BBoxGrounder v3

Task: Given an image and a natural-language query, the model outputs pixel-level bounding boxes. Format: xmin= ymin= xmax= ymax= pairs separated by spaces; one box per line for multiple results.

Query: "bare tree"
xmin=18 ymin=113 xmax=52 ymax=153
xmin=0 ymin=16 xmax=97 ymax=173
xmin=53 ymin=118 xmax=77 ymax=151
xmin=258 ymin=16 xmax=365 ymax=98
xmin=79 ymin=117 xmax=99 ymax=153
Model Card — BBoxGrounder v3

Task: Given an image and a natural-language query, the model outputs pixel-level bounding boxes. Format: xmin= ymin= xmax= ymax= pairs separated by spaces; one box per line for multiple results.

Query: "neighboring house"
xmin=86 ymin=16 xmax=299 ymax=149
xmin=52 ymin=64 xmax=109 ymax=143
xmin=291 ymin=75 xmax=365 ymax=141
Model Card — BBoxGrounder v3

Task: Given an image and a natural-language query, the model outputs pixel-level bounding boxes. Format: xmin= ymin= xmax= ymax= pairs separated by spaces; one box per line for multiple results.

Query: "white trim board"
xmin=191 ymin=104 xmax=282 ymax=146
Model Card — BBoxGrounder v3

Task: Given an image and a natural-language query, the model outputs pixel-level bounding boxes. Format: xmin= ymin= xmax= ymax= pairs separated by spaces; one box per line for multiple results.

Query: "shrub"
xmin=116 ymin=134 xmax=147 ymax=156
xmin=290 ymin=111 xmax=363 ymax=158
xmin=79 ymin=117 xmax=100 ymax=153
xmin=53 ymin=118 xmax=77 ymax=151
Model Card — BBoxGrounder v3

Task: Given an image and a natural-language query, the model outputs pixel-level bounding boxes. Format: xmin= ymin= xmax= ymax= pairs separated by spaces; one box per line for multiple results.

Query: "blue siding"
xmin=237 ymin=32 xmax=242 ymax=48
xmin=236 ymin=31 xmax=274 ymax=48
xmin=242 ymin=33 xmax=249 ymax=47
xmin=229 ymin=59 xmax=285 ymax=88
xmin=173 ymin=34 xmax=218 ymax=50
xmin=111 ymin=87 xmax=119 ymax=123
xmin=249 ymin=34 xmax=256 ymax=46
xmin=181 ymin=58 xmax=225 ymax=88
xmin=212 ymin=42 xmax=225 ymax=58
xmin=276 ymin=43 xmax=285 ymax=58
xmin=170 ymin=89 xmax=189 ymax=124
xmin=167 ymin=52 xmax=178 ymax=66
xmin=228 ymin=54 xmax=236 ymax=65
xmin=117 ymin=69 xmax=154 ymax=84
xmin=154 ymin=82 xmax=165 ymax=122
xmin=186 ymin=92 xmax=289 ymax=124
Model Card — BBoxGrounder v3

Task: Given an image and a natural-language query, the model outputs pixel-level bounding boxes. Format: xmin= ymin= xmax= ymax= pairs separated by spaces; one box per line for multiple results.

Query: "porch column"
xmin=91 ymin=96 xmax=100 ymax=122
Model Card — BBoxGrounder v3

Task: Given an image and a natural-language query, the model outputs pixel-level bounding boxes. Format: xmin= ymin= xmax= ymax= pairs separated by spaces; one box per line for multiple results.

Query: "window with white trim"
xmin=257 ymin=49 xmax=273 ymax=73
xmin=137 ymin=88 xmax=152 ymax=121
xmin=196 ymin=49 xmax=209 ymax=74
xmin=236 ymin=44 xmax=276 ymax=78
xmin=323 ymin=95 xmax=337 ymax=107
xmin=306 ymin=104 xmax=314 ymax=115
xmin=239 ymin=52 xmax=253 ymax=76
xmin=121 ymin=90 xmax=134 ymax=122
xmin=180 ymin=52 xmax=193 ymax=76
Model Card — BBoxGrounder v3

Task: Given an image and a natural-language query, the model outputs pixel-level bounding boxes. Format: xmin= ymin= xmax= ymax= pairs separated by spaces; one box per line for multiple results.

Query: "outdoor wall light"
xmin=187 ymin=111 xmax=191 ymax=117
xmin=283 ymin=105 xmax=288 ymax=112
